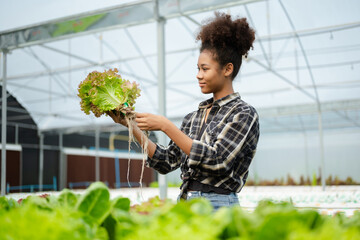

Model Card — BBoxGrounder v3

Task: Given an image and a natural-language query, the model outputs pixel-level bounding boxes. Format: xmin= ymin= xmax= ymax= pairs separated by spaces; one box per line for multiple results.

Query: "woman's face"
xmin=197 ymin=50 xmax=226 ymax=95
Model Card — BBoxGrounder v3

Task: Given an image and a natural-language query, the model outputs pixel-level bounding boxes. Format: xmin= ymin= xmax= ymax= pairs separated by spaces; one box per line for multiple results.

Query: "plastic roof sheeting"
xmin=1 ymin=0 xmax=360 ymax=132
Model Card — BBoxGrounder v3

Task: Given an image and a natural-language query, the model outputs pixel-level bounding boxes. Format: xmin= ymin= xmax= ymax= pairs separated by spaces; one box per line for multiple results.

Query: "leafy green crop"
xmin=1 ymin=183 xmax=359 ymax=240
xmin=78 ymin=68 xmax=141 ymax=117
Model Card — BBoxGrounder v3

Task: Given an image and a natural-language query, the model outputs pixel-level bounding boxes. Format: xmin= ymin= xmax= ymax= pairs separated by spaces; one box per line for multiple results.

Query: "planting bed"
xmin=2 ymin=183 xmax=360 ymax=239
xmin=7 ymin=185 xmax=360 ymax=216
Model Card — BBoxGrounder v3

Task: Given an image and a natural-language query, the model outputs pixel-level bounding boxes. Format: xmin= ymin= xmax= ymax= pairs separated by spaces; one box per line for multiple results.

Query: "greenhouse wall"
xmin=169 ymin=120 xmax=360 ymax=185
xmin=0 ymin=147 xmax=21 ymax=191
xmin=66 ymin=154 xmax=155 ymax=189
xmin=250 ymin=129 xmax=360 ymax=183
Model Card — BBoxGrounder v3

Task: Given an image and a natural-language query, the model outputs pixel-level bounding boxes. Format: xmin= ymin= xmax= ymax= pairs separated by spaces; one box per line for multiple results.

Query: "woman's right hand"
xmin=107 ymin=110 xmax=128 ymax=127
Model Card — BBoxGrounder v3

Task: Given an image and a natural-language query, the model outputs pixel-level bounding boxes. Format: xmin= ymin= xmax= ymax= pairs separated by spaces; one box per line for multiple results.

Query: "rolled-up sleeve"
xmin=188 ymin=108 xmax=259 ymax=176
xmin=146 ymin=140 xmax=183 ymax=174
xmin=146 ymin=112 xmax=194 ymax=175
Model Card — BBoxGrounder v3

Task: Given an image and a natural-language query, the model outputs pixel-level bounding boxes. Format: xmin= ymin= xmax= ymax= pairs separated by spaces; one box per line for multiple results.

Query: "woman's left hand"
xmin=135 ymin=113 xmax=168 ymax=131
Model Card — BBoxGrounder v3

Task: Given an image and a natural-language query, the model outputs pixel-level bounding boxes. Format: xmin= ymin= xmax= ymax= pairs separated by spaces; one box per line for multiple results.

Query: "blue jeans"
xmin=181 ymin=191 xmax=240 ymax=211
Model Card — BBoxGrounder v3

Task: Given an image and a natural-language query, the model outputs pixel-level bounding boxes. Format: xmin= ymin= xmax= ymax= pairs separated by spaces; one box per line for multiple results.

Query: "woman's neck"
xmin=213 ymin=84 xmax=234 ymax=101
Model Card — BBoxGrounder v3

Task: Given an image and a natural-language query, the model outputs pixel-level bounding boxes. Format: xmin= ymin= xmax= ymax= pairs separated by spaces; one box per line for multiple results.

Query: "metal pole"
xmin=15 ymin=124 xmax=19 ymax=144
xmin=59 ymin=133 xmax=66 ymax=190
xmin=266 ymin=0 xmax=272 ymax=69
xmin=318 ymin=108 xmax=325 ymax=190
xmin=155 ymin=0 xmax=167 ymax=199
xmin=303 ymin=132 xmax=309 ymax=180
xmin=39 ymin=133 xmax=44 ymax=191
xmin=95 ymin=128 xmax=100 ymax=182
xmin=1 ymin=50 xmax=8 ymax=196
xmin=279 ymin=0 xmax=326 ymax=190
xmin=115 ymin=154 xmax=120 ymax=188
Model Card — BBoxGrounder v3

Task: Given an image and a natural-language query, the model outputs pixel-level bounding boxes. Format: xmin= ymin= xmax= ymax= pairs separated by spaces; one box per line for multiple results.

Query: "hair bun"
xmin=196 ymin=12 xmax=255 ymax=58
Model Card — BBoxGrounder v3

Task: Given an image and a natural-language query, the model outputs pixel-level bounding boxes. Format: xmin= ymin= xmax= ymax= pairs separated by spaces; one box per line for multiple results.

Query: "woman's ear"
xmin=224 ymin=63 xmax=234 ymax=77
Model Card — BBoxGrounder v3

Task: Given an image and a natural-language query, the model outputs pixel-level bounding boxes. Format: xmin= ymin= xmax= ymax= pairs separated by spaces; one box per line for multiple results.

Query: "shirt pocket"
xmin=204 ymin=121 xmax=219 ymax=145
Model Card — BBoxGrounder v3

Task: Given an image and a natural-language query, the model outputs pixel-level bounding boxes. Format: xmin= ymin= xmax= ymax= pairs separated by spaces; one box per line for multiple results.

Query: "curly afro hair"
xmin=196 ymin=12 xmax=255 ymax=80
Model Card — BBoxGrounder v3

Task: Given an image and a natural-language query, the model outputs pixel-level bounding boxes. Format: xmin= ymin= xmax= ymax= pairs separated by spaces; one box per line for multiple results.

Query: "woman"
xmin=108 ymin=12 xmax=259 ymax=210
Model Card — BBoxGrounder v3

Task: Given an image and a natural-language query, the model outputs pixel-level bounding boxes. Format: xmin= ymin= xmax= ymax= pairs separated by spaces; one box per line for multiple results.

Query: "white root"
xmin=125 ymin=115 xmax=133 ymax=188
xmin=121 ymin=106 xmax=149 ymax=199
xmin=139 ymin=130 xmax=149 ymax=198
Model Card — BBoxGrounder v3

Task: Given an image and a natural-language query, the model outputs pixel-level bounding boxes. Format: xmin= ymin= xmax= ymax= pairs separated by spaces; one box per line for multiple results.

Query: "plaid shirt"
xmin=147 ymin=92 xmax=260 ymax=197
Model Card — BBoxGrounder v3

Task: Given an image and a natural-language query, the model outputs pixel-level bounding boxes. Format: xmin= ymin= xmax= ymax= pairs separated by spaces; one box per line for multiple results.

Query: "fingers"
xmin=135 ymin=112 xmax=147 ymax=118
xmin=135 ymin=117 xmax=145 ymax=124
xmin=135 ymin=112 xmax=148 ymax=123
xmin=135 ymin=114 xmax=149 ymax=130
xmin=137 ymin=123 xmax=149 ymax=131
xmin=137 ymin=125 xmax=146 ymax=131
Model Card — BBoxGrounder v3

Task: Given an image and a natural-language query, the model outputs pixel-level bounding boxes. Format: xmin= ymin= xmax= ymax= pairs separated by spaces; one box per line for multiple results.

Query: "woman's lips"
xmin=199 ymin=82 xmax=206 ymax=87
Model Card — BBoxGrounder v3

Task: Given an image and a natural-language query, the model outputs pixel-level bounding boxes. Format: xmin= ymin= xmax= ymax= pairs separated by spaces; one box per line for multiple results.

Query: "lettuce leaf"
xmin=76 ymin=182 xmax=111 ymax=225
xmin=78 ymin=68 xmax=141 ymax=117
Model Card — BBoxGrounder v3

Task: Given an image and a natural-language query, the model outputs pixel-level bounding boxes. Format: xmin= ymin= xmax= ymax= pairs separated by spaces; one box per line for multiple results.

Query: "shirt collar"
xmin=198 ymin=92 xmax=241 ymax=109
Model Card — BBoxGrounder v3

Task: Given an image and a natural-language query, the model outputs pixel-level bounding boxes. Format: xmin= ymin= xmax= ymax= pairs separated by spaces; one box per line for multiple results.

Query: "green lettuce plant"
xmin=1 ymin=183 xmax=360 ymax=240
xmin=78 ymin=68 xmax=141 ymax=118
xmin=77 ymin=68 xmax=148 ymax=192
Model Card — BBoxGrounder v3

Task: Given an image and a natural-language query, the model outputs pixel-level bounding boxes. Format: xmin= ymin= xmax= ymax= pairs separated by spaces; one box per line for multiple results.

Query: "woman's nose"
xmin=197 ymin=71 xmax=202 ymax=80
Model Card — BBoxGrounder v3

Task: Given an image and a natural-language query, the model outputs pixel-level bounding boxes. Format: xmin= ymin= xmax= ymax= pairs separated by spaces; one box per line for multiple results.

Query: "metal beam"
xmin=258 ymin=99 xmax=360 ymax=117
xmin=95 ymin=127 xmax=100 ymax=182
xmin=1 ymin=106 xmax=29 ymax=114
xmin=41 ymin=122 xmax=126 ymax=135
xmin=15 ymin=124 xmax=19 ymax=144
xmin=272 ymin=37 xmax=291 ymax=67
xmin=58 ymin=133 xmax=66 ymax=190
xmin=178 ymin=17 xmax=197 ymax=36
xmin=162 ymin=0 xmax=264 ymax=20
xmin=244 ymin=5 xmax=271 ymax=68
xmin=40 ymin=44 xmax=97 ymax=65
xmin=38 ymin=133 xmax=44 ymax=191
xmin=333 ymin=110 xmax=360 ymax=128
xmin=124 ymin=29 xmax=157 ymax=79
xmin=279 ymin=0 xmax=325 ymax=191
xmin=257 ymin=21 xmax=360 ymax=42
xmin=23 ymin=44 xmax=157 ymax=84
xmin=2 ymin=26 xmax=358 ymax=82
xmin=250 ymin=57 xmax=317 ymax=101
xmin=1 ymin=50 xmax=8 ymax=196
xmin=7 ymin=40 xmax=356 ymax=83
xmin=6 ymin=81 xmax=72 ymax=98
xmin=6 ymin=115 xmax=34 ymax=121
xmin=4 ymin=121 xmax=37 ymax=130
xmin=0 ymin=46 xmax=199 ymax=82
xmin=24 ymin=48 xmax=70 ymax=94
xmin=237 ymin=79 xmax=360 ymax=96
xmin=180 ymin=14 xmax=201 ymax=26
xmin=1 ymin=0 xmax=267 ymax=51
xmin=0 ymin=0 xmax=155 ymax=50
xmin=266 ymin=0 xmax=272 ymax=68
xmin=155 ymin=0 xmax=167 ymax=200
xmin=168 ymin=98 xmax=360 ymax=121
xmin=1 ymin=75 xmax=42 ymax=100
xmin=225 ymin=59 xmax=360 ymax=80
